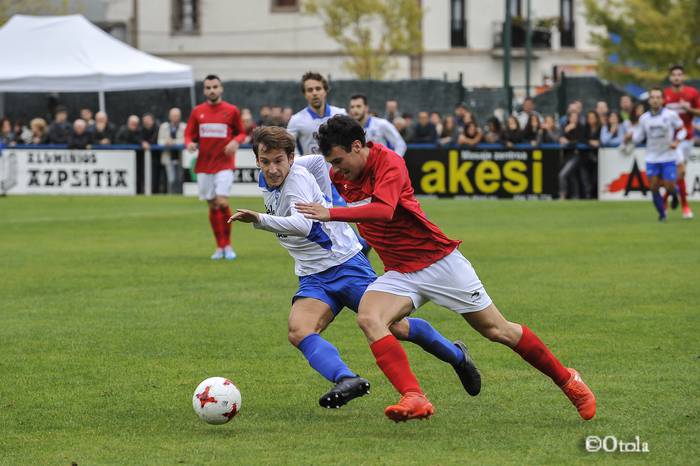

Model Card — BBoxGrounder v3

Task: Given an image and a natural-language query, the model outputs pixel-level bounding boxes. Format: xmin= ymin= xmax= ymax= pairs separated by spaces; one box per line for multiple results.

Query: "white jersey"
xmin=632 ymin=108 xmax=686 ymax=163
xmin=255 ymin=163 xmax=361 ymax=276
xmin=363 ymin=116 xmax=407 ymax=156
xmin=287 ymin=104 xmax=346 ymax=155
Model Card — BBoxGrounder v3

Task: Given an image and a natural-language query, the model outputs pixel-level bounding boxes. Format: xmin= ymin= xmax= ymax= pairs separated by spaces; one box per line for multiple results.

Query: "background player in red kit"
xmin=664 ymin=64 xmax=699 ymax=219
xmin=186 ymin=75 xmax=247 ymax=259
xmin=297 ymin=115 xmax=596 ymax=423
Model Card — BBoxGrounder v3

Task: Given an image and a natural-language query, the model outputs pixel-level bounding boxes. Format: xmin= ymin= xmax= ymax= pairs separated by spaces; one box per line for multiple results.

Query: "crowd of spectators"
xmin=2 ymin=94 xmax=699 ymax=198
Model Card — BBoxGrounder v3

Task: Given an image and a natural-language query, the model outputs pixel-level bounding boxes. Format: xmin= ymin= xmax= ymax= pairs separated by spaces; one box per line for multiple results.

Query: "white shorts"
xmin=366 ymin=249 xmax=492 ymax=314
xmin=197 ymin=170 xmax=233 ymax=200
xmin=676 ymin=140 xmax=692 ymax=165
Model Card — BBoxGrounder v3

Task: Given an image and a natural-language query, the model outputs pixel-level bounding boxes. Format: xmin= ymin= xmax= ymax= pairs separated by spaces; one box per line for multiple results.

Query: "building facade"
xmin=91 ymin=0 xmax=599 ymax=91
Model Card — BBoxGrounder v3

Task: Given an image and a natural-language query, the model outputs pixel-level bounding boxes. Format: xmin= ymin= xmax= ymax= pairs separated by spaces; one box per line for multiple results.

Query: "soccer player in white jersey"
xmin=625 ymin=88 xmax=686 ymax=221
xmin=348 ymin=94 xmax=407 ymax=156
xmin=228 ymin=126 xmax=481 ymax=409
xmin=287 ymin=72 xmax=347 ymax=155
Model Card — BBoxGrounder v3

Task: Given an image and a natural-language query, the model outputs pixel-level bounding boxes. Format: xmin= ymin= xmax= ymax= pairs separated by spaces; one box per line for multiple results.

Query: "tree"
xmin=303 ymin=0 xmax=423 ymax=80
xmin=0 ymin=0 xmax=73 ymax=27
xmin=584 ymin=0 xmax=700 ymax=85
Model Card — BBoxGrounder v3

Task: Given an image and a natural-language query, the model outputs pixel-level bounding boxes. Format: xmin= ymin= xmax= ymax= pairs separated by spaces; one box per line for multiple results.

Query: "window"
xmin=172 ymin=0 xmax=199 ymax=35
xmin=509 ymin=0 xmax=522 ymax=18
xmin=271 ymin=0 xmax=299 ymax=12
xmin=450 ymin=0 xmax=467 ymax=47
xmin=560 ymin=0 xmax=575 ymax=47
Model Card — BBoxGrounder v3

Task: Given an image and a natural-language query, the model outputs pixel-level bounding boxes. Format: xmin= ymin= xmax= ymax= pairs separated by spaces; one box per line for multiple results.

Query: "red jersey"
xmin=664 ymin=85 xmax=700 ymax=141
xmin=185 ymin=101 xmax=246 ymax=173
xmin=328 ymin=142 xmax=461 ymax=273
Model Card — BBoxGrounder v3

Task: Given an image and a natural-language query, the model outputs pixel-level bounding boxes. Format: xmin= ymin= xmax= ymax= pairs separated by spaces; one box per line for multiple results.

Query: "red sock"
xmin=370 ymin=335 xmax=422 ymax=395
xmin=209 ymin=208 xmax=225 ymax=248
xmin=513 ymin=325 xmax=570 ymax=387
xmin=220 ymin=206 xmax=232 ymax=247
xmin=677 ymin=178 xmax=689 ymax=208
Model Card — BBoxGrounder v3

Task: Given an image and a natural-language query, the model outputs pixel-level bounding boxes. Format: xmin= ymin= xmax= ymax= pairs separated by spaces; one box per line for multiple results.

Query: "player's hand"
xmin=187 ymin=142 xmax=198 ymax=152
xmin=680 ymin=100 xmax=691 ymax=111
xmin=224 ymin=140 xmax=239 ymax=156
xmin=295 ymin=202 xmax=331 ymax=221
xmin=670 ymin=140 xmax=680 ymax=150
xmin=228 ymin=209 xmax=260 ymax=224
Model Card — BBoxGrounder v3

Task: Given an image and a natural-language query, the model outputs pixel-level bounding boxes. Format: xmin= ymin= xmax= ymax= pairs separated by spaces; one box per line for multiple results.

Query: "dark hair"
xmin=252 ymin=126 xmax=295 ymax=158
xmin=350 ymin=94 xmax=368 ymax=105
xmin=669 ymin=64 xmax=684 ymax=73
xmin=301 ymin=71 xmax=329 ymax=93
xmin=315 ymin=115 xmax=366 ymax=156
xmin=204 ymin=74 xmax=221 ymax=82
xmin=649 ymin=87 xmax=664 ymax=97
xmin=55 ymin=105 xmax=67 ymax=114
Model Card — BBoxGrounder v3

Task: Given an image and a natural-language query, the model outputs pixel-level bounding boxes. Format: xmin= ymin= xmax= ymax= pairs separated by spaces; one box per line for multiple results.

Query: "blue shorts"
xmin=646 ymin=161 xmax=677 ymax=181
xmin=293 ymin=252 xmax=376 ymax=315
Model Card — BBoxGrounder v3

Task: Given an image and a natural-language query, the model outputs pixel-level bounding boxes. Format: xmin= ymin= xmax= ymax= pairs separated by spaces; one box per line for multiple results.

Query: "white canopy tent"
xmin=0 ymin=14 xmax=195 ymax=114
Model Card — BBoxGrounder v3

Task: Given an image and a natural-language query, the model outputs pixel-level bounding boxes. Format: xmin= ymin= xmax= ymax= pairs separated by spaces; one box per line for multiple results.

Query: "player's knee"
xmin=389 ymin=320 xmax=410 ymax=340
xmin=356 ymin=311 xmax=381 ymax=335
xmin=287 ymin=325 xmax=311 ymax=347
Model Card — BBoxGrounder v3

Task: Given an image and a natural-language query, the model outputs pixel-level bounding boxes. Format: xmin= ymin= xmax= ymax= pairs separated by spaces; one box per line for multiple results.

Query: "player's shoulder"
xmin=329 ymin=105 xmax=347 ymax=116
xmin=370 ymin=142 xmax=403 ymax=167
xmin=288 ymin=109 xmax=308 ymax=126
xmin=639 ymin=111 xmax=652 ymax=122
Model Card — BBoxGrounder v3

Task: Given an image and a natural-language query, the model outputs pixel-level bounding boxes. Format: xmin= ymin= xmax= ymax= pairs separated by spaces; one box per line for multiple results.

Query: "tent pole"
xmin=0 ymin=92 xmax=5 ymax=117
xmin=98 ymin=90 xmax=106 ymax=113
xmin=189 ymin=84 xmax=196 ymax=112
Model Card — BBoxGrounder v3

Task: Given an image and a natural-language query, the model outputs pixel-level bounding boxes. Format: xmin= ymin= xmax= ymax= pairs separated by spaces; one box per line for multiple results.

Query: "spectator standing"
xmin=12 ymin=119 xmax=30 ymax=144
xmin=1 ymin=117 xmax=15 ymax=146
xmin=522 ymin=113 xmax=542 ymax=145
xmin=240 ymin=108 xmax=256 ymax=144
xmin=90 ymin=111 xmax=115 ymax=145
xmin=619 ymin=95 xmax=633 ymax=122
xmin=439 ymin=115 xmax=460 ymax=145
xmin=483 ymin=117 xmax=503 ymax=143
xmin=282 ymin=107 xmax=294 ymax=127
xmin=80 ymin=108 xmax=95 ymax=126
xmin=157 ymin=107 xmax=187 ymax=194
xmin=595 ymin=101 xmax=609 ymax=127
xmin=454 ymin=102 xmax=468 ymax=127
xmin=584 ymin=111 xmax=602 ymax=148
xmin=115 ymin=115 xmax=142 ymax=145
xmin=430 ymin=112 xmax=443 ymax=136
xmin=383 ymin=99 xmax=400 ymax=122
xmin=257 ymin=105 xmax=271 ymax=126
xmin=458 ymin=121 xmax=483 ymax=146
xmin=67 ymin=119 xmax=91 ymax=149
xmin=412 ymin=111 xmax=438 ymax=143
xmin=141 ymin=113 xmax=159 ymax=149
xmin=600 ymin=111 xmax=624 ymax=147
xmin=538 ymin=115 xmax=561 ymax=143
xmin=503 ymin=116 xmax=524 ymax=147
xmin=558 ymin=110 xmax=590 ymax=199
xmin=27 ymin=118 xmax=48 ymax=144
xmin=47 ymin=106 xmax=71 ymax=144
xmin=515 ymin=97 xmax=542 ymax=129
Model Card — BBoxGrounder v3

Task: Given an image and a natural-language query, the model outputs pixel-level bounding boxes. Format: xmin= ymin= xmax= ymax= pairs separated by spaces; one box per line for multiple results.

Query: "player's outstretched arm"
xmin=296 ymin=200 xmax=394 ymax=223
xmin=228 ymin=209 xmax=260 ymax=224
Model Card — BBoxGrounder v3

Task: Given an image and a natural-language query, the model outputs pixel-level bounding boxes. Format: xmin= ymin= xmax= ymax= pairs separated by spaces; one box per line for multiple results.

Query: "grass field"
xmin=0 ymin=196 xmax=698 ymax=466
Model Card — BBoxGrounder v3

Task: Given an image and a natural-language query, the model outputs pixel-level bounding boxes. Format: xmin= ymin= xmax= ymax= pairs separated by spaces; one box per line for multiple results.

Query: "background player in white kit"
xmin=228 ymin=126 xmax=481 ymax=408
xmin=287 ymin=72 xmax=346 ymax=155
xmin=348 ymin=94 xmax=407 ymax=156
xmin=625 ymin=88 xmax=686 ymax=221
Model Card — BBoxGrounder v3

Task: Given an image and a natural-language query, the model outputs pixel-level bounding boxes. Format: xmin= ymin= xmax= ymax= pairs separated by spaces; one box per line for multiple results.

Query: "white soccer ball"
xmin=192 ymin=377 xmax=242 ymax=425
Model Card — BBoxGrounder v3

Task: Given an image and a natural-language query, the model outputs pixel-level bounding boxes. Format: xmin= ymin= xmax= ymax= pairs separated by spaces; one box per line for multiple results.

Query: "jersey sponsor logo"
xmin=199 ymin=123 xmax=228 ymax=138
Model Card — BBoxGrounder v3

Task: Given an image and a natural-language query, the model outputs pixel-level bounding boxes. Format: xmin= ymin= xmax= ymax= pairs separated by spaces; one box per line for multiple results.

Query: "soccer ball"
xmin=192 ymin=377 xmax=242 ymax=425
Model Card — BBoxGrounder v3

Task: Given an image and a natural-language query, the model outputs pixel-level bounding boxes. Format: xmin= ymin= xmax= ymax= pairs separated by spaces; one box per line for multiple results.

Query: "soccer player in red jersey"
xmin=296 ymin=115 xmax=596 ymax=422
xmin=185 ymin=75 xmax=247 ymax=259
xmin=664 ymin=64 xmax=699 ymax=219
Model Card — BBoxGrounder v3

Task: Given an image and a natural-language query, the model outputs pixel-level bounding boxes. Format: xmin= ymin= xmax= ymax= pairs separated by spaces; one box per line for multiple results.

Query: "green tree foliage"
xmin=303 ymin=0 xmax=423 ymax=80
xmin=0 ymin=0 xmax=72 ymax=26
xmin=584 ymin=0 xmax=700 ymax=85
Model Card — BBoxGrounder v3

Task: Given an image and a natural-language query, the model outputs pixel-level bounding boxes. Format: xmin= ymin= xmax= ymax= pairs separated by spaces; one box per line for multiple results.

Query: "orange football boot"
xmin=384 ymin=392 xmax=435 ymax=422
xmin=561 ymin=368 xmax=596 ymax=420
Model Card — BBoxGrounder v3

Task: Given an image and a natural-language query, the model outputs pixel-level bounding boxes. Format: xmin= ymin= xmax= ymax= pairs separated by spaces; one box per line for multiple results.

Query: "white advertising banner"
xmin=598 ymin=146 xmax=700 ymax=200
xmin=183 ymin=148 xmax=261 ymax=197
xmin=0 ymin=148 xmax=136 ymax=195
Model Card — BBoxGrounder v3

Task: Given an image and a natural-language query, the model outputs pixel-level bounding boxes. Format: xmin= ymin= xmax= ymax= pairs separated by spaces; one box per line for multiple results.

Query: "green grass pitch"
xmin=0 ymin=196 xmax=698 ymax=465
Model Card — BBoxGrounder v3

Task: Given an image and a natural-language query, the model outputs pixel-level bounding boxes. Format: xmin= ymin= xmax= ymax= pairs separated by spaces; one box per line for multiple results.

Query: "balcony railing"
xmin=492 ymin=21 xmax=552 ymax=49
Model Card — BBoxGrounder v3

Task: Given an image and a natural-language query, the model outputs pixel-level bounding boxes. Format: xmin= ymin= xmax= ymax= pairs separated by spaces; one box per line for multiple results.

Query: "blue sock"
xmin=406 ymin=318 xmax=464 ymax=366
xmin=297 ymin=333 xmax=355 ymax=383
xmin=652 ymin=192 xmax=665 ymax=218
